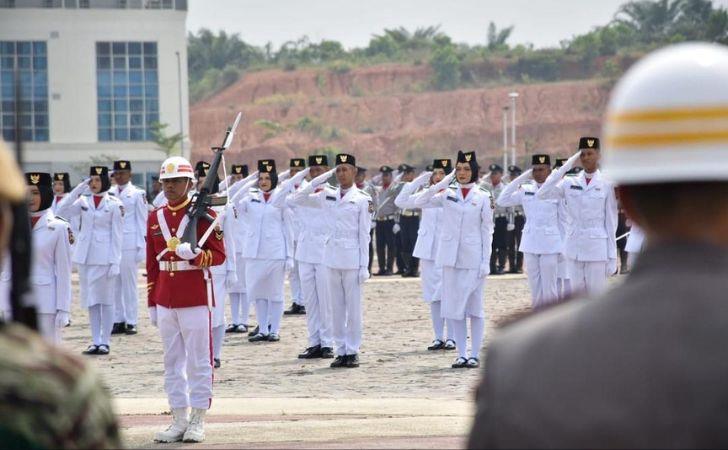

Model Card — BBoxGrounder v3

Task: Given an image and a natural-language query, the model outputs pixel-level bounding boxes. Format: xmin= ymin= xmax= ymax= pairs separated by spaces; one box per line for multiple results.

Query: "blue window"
xmin=0 ymin=41 xmax=49 ymax=142
xmin=96 ymin=41 xmax=158 ymax=142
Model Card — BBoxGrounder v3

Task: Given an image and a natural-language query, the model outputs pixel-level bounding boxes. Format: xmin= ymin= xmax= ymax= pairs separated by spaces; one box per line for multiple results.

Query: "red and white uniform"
xmin=146 ymin=197 xmax=226 ymax=410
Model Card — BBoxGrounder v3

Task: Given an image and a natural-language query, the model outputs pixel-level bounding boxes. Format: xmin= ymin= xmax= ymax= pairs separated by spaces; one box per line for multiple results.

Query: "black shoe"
xmin=248 ymin=333 xmax=269 ymax=342
xmin=111 ymin=322 xmax=126 ymax=335
xmin=125 ymin=324 xmax=137 ymax=335
xmin=451 ymin=357 xmax=468 ymax=369
xmin=330 ymin=355 xmax=347 ymax=368
xmin=466 ymin=357 xmax=480 ymax=368
xmin=345 ymin=354 xmax=360 ymax=368
xmin=394 ymin=270 xmax=404 ymax=275
xmin=298 ymin=345 xmax=322 ymax=359
xmin=226 ymin=323 xmax=239 ymax=333
xmin=267 ymin=333 xmax=280 ymax=342
xmin=248 ymin=325 xmax=260 ymax=337
xmin=373 ymin=270 xmax=391 ymax=276
xmin=508 ymin=269 xmax=519 ymax=274
xmin=320 ymin=347 xmax=334 ymax=359
xmin=214 ymin=358 xmax=221 ymax=369
xmin=444 ymin=339 xmax=456 ymax=351
xmin=65 ymin=319 xmax=72 ymax=328
xmin=284 ymin=303 xmax=306 ymax=315
xmin=428 ymin=339 xmax=445 ymax=351
xmin=97 ymin=345 xmax=110 ymax=355
xmin=492 ymin=268 xmax=505 ymax=275
xmin=82 ymin=344 xmax=99 ymax=355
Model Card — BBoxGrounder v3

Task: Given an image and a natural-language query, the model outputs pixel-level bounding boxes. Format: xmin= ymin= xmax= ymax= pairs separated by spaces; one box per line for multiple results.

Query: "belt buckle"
xmin=169 ymin=260 xmax=177 ymax=272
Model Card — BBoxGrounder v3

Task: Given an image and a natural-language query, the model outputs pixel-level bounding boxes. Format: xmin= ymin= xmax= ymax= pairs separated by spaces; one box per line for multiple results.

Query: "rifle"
xmin=6 ymin=67 xmax=35 ymax=329
xmin=181 ymin=112 xmax=242 ymax=249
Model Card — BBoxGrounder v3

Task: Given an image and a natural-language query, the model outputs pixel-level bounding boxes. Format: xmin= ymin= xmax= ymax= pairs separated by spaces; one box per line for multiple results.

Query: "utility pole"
xmin=509 ymin=92 xmax=519 ymax=167
xmin=502 ymin=106 xmax=509 ymax=170
xmin=175 ymin=51 xmax=185 ymax=158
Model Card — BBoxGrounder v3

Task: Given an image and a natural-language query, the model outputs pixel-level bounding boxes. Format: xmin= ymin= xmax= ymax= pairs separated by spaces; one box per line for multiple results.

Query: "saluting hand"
xmin=312 ymin=168 xmax=336 ymax=187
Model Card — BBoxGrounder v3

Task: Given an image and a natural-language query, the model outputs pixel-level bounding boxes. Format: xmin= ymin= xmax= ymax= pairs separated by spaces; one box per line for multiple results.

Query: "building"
xmin=0 ymin=0 xmax=190 ymax=190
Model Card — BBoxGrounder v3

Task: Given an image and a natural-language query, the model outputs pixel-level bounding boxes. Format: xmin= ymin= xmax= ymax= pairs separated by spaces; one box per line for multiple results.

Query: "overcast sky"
xmin=187 ymin=0 xmax=728 ymax=49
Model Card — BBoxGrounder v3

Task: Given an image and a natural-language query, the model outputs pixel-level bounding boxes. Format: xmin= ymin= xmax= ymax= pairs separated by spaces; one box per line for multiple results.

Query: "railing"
xmin=0 ymin=0 xmax=186 ymax=9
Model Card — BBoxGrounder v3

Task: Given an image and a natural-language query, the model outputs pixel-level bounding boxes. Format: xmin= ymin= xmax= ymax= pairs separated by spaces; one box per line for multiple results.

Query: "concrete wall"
xmin=0 ymin=7 xmax=190 ymax=185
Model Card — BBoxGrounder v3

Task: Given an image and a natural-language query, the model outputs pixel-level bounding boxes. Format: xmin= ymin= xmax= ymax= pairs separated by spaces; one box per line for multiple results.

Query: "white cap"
xmin=159 ymin=156 xmax=195 ymax=180
xmin=603 ymin=42 xmax=728 ymax=184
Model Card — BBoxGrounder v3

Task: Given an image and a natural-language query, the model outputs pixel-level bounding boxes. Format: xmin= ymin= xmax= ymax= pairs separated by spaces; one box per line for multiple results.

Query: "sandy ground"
xmin=59 ymin=270 xmax=540 ymax=448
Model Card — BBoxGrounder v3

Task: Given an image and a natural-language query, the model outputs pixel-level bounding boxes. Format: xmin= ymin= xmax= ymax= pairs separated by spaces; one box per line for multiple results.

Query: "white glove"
xmin=433 ymin=171 xmax=456 ymax=192
xmin=370 ymin=220 xmax=376 ymax=230
xmin=478 ymin=262 xmax=489 ymax=279
xmin=393 ymin=223 xmax=401 ymax=234
xmin=358 ymin=267 xmax=370 ymax=284
xmin=285 ymin=257 xmax=294 ymax=274
xmin=413 ymin=171 xmax=432 ymax=187
xmin=175 ymin=242 xmax=201 ymax=261
xmin=226 ymin=271 xmax=238 ymax=290
xmin=135 ymin=247 xmax=145 ymax=263
xmin=55 ymin=311 xmax=70 ymax=328
xmin=108 ymin=264 xmax=120 ymax=277
xmin=148 ymin=306 xmax=158 ymax=327
xmin=507 ymin=223 xmax=515 ymax=231
xmin=311 ymin=168 xmax=336 ymax=188
xmin=566 ymin=150 xmax=582 ymax=169
xmin=607 ymin=258 xmax=618 ymax=276
xmin=283 ymin=167 xmax=310 ymax=192
xmin=278 ymin=169 xmax=292 ymax=182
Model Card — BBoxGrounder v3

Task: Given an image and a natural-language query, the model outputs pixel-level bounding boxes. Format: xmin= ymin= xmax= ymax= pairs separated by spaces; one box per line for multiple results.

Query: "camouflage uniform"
xmin=0 ymin=323 xmax=121 ymax=449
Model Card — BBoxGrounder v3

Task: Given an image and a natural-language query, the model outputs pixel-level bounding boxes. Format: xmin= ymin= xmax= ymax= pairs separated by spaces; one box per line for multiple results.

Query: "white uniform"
xmin=415 ymin=182 xmax=494 ymax=361
xmin=625 ymin=223 xmax=646 ymax=269
xmin=56 ymin=183 xmax=123 ymax=347
xmin=0 ymin=210 xmax=72 ymax=343
xmin=538 ymin=168 xmax=618 ymax=297
xmin=498 ymin=176 xmax=564 ymax=308
xmin=109 ymin=182 xmax=147 ymax=327
xmin=286 ymin=206 xmax=303 ymax=307
xmin=292 ymin=184 xmax=371 ymax=357
xmin=287 ymin=180 xmax=334 ymax=349
xmin=210 ymin=202 xmax=237 ymax=360
xmin=237 ymin=186 xmax=292 ymax=336
xmin=52 ymin=193 xmax=80 ymax=256
xmin=395 ymin=178 xmax=452 ymax=343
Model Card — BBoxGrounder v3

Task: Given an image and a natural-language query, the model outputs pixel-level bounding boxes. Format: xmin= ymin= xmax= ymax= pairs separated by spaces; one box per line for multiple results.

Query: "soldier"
xmin=195 ymin=162 xmax=237 ymax=369
xmin=506 ymin=165 xmax=525 ymax=273
xmin=291 ymin=153 xmax=371 ymax=368
xmin=415 ymin=151 xmax=494 ymax=369
xmin=57 ymin=166 xmax=123 ymax=356
xmin=355 ymin=166 xmax=377 ymax=274
xmin=480 ymin=164 xmax=509 ymax=275
xmin=236 ymin=160 xmax=293 ymax=343
xmin=497 ymin=155 xmax=564 ymax=308
xmin=22 ymin=172 xmax=72 ymax=343
xmin=374 ymin=165 xmax=399 ymax=275
xmin=284 ymin=158 xmax=306 ymax=315
xmin=469 ymin=42 xmax=728 ymax=449
xmin=109 ymin=160 xmax=147 ymax=336
xmin=284 ymin=155 xmax=335 ymax=359
xmin=536 ymin=138 xmax=618 ymax=296
xmin=147 ymin=156 xmax=226 ymax=443
xmin=395 ymin=158 xmax=456 ymax=351
xmin=397 ymin=164 xmax=420 ymax=277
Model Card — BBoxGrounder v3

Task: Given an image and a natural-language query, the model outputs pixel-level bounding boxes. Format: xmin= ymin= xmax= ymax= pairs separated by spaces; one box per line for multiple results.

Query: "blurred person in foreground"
xmin=469 ymin=42 xmax=728 ymax=448
xmin=0 ymin=140 xmax=120 ymax=448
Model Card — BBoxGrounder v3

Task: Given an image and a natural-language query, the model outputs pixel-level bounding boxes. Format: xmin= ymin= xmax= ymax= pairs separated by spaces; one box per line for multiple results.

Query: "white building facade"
xmin=0 ymin=0 xmax=190 ymax=190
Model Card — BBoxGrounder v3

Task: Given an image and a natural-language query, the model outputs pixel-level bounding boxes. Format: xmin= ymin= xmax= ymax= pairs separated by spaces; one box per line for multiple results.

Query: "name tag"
xmin=81 ymin=206 xmax=88 ymax=211
xmin=570 ymin=185 xmax=583 ymax=191
xmin=326 ymin=196 xmax=337 ymax=201
xmin=446 ymin=196 xmax=458 ymax=203
xmin=525 ymin=192 xmax=535 ymax=196
xmin=152 ymin=231 xmax=163 ymax=237
xmin=251 ymin=199 xmax=261 ymax=203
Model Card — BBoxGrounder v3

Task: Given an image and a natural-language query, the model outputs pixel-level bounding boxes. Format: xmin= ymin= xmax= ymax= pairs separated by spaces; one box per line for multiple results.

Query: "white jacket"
xmin=29 ymin=210 xmax=73 ymax=314
xmin=287 ymin=180 xmax=333 ymax=265
xmin=394 ymin=179 xmax=442 ymax=262
xmin=415 ymin=184 xmax=494 ymax=270
xmin=497 ymin=177 xmax=564 ymax=255
xmin=236 ymin=187 xmax=291 ymax=261
xmin=56 ymin=184 xmax=123 ymax=267
xmin=109 ymin=183 xmax=147 ymax=252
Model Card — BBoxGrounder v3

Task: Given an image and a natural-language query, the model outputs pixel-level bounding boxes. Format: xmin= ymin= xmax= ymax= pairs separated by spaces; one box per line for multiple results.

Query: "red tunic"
xmin=146 ymin=197 xmax=226 ymax=309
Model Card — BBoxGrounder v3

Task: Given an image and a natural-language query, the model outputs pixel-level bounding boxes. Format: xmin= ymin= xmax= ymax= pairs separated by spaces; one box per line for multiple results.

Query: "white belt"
xmin=159 ymin=260 xmax=200 ymax=272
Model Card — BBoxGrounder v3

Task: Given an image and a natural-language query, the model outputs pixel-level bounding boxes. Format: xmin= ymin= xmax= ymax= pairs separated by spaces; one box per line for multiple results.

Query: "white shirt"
xmin=109 ymin=182 xmax=147 ymax=251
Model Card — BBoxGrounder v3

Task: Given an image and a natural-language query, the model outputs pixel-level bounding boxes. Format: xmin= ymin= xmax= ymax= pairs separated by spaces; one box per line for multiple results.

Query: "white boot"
xmin=182 ymin=408 xmax=206 ymax=443
xmin=154 ymin=407 xmax=189 ymax=443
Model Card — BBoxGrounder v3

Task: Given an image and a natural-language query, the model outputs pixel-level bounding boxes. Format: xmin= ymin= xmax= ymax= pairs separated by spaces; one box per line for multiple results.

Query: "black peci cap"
xmin=335 ymin=153 xmax=356 ymax=166
xmin=308 ymin=155 xmax=329 ymax=167
xmin=578 ymin=137 xmax=600 ymax=151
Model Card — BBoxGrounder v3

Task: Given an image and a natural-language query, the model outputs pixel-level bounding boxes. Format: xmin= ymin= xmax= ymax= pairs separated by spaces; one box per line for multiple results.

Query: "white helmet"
xmin=603 ymin=42 xmax=728 ymax=185
xmin=159 ymin=156 xmax=195 ymax=180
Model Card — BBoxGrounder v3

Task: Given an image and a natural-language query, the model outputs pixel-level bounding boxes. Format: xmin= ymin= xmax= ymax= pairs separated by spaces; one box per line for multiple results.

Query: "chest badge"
xmin=166 ymin=236 xmax=181 ymax=252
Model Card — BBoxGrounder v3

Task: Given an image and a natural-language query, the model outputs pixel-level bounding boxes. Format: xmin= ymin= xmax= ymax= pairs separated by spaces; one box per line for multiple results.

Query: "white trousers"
xmin=298 ymin=261 xmax=332 ymax=348
xmin=568 ymin=259 xmax=608 ymax=297
xmin=524 ymin=253 xmax=559 ymax=309
xmin=327 ymin=267 xmax=362 ymax=356
xmin=114 ymin=248 xmax=139 ymax=324
xmin=157 ymin=305 xmax=213 ymax=410
xmin=37 ymin=312 xmax=60 ymax=344
xmin=289 ymin=258 xmax=302 ymax=305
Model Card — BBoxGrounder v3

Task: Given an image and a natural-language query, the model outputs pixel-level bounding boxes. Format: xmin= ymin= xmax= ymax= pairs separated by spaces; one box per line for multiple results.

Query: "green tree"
xmin=430 ymin=44 xmax=461 ymax=90
xmin=487 ymin=22 xmax=514 ymax=51
xmin=149 ymin=122 xmax=183 ymax=157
